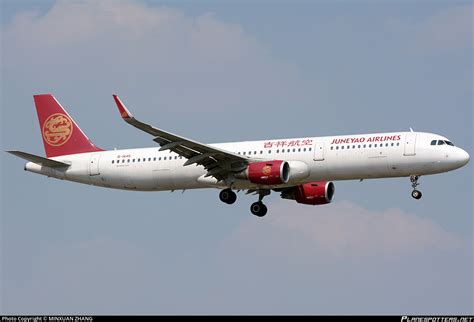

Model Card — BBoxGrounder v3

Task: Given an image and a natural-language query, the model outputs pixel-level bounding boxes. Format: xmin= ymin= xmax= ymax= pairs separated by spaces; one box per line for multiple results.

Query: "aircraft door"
xmin=313 ymin=142 xmax=325 ymax=161
xmin=403 ymin=133 xmax=417 ymax=156
xmin=89 ymin=154 xmax=101 ymax=176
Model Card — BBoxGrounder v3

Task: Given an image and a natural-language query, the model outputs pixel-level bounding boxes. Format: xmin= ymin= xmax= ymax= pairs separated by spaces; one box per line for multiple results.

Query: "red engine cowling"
xmin=237 ymin=160 xmax=289 ymax=185
xmin=281 ymin=181 xmax=335 ymax=205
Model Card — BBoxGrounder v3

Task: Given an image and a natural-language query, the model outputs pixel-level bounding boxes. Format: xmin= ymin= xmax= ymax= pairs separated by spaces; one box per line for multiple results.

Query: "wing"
xmin=112 ymin=95 xmax=249 ymax=182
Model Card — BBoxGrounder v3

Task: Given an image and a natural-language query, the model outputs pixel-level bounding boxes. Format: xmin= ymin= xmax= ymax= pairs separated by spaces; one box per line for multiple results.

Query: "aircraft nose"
xmin=458 ymin=148 xmax=470 ymax=166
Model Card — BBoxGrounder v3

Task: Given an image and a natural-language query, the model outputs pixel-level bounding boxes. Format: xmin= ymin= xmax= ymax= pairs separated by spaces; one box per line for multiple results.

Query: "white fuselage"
xmin=25 ymin=131 xmax=470 ymax=191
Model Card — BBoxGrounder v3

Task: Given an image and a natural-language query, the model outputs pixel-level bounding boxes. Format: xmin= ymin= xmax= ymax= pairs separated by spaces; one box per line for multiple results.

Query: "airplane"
xmin=7 ymin=94 xmax=470 ymax=217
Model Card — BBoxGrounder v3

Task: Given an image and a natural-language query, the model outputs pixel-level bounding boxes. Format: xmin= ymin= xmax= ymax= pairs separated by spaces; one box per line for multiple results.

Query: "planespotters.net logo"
xmin=42 ymin=113 xmax=73 ymax=146
xmin=402 ymin=317 xmax=473 ymax=322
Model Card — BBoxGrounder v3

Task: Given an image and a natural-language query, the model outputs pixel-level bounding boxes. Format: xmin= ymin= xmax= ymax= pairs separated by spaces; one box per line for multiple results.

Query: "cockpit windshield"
xmin=431 ymin=140 xmax=455 ymax=146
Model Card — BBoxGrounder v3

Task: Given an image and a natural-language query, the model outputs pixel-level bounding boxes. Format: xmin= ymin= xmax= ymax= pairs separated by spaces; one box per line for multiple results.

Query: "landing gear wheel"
xmin=411 ymin=190 xmax=422 ymax=200
xmin=219 ymin=189 xmax=237 ymax=204
xmin=250 ymin=201 xmax=267 ymax=217
xmin=409 ymin=175 xmax=422 ymax=200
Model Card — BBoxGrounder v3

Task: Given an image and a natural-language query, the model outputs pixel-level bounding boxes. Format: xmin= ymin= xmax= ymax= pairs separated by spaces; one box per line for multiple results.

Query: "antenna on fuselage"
xmin=409 ymin=127 xmax=414 ymax=132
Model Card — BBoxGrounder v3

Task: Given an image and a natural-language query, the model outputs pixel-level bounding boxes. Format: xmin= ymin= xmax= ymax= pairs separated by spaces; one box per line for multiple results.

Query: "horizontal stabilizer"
xmin=7 ymin=150 xmax=70 ymax=168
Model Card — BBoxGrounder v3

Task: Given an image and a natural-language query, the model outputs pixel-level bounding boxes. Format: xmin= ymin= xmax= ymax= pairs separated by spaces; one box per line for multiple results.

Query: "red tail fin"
xmin=34 ymin=94 xmax=103 ymax=157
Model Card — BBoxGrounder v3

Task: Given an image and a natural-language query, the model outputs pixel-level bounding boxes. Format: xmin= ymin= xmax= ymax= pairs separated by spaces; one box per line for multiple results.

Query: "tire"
xmin=411 ymin=190 xmax=422 ymax=200
xmin=219 ymin=189 xmax=237 ymax=204
xmin=250 ymin=202 xmax=267 ymax=217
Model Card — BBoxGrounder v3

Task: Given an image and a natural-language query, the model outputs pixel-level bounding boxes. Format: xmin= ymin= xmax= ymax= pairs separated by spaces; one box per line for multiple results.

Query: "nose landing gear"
xmin=410 ymin=175 xmax=422 ymax=200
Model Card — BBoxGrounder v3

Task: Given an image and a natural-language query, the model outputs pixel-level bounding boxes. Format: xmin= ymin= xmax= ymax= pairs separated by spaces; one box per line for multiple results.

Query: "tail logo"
xmin=42 ymin=113 xmax=73 ymax=146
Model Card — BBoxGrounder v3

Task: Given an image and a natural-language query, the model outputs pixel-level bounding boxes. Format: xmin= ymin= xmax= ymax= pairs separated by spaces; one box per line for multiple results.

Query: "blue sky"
xmin=1 ymin=0 xmax=472 ymax=314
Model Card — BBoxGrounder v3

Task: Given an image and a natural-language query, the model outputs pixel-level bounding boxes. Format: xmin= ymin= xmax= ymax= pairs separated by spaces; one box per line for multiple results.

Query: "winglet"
xmin=113 ymin=95 xmax=134 ymax=119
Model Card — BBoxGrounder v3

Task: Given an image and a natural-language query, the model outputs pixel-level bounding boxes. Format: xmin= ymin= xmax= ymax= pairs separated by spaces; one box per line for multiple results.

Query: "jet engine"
xmin=235 ymin=160 xmax=289 ymax=185
xmin=281 ymin=181 xmax=335 ymax=205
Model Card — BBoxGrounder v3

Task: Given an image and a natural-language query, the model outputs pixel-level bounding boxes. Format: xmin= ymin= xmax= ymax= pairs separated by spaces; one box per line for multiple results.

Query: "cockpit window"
xmin=432 ymin=139 xmax=455 ymax=147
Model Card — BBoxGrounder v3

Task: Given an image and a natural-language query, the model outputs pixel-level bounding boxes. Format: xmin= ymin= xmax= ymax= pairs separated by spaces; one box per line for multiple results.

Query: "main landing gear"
xmin=219 ymin=189 xmax=270 ymax=217
xmin=410 ymin=175 xmax=422 ymax=200
xmin=219 ymin=188 xmax=237 ymax=204
xmin=250 ymin=190 xmax=270 ymax=217
xmin=250 ymin=202 xmax=267 ymax=217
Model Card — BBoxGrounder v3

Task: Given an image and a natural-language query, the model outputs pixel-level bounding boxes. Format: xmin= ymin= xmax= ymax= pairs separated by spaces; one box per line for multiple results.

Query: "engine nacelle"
xmin=281 ymin=181 xmax=335 ymax=205
xmin=236 ymin=160 xmax=289 ymax=185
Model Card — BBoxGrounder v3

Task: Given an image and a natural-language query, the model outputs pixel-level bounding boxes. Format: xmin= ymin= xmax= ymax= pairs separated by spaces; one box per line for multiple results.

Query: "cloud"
xmin=2 ymin=0 xmax=312 ymax=119
xmin=224 ymin=200 xmax=463 ymax=258
xmin=209 ymin=200 xmax=471 ymax=314
xmin=416 ymin=5 xmax=473 ymax=52
xmin=3 ymin=201 xmax=471 ymax=315
xmin=387 ymin=4 xmax=473 ymax=54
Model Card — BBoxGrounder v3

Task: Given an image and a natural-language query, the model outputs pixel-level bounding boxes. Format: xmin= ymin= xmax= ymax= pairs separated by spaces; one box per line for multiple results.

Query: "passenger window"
xmin=369 ymin=144 xmax=372 ymax=148
xmin=438 ymin=140 xmax=445 ymax=145
xmin=397 ymin=143 xmax=400 ymax=146
xmin=293 ymin=149 xmax=296 ymax=152
xmin=391 ymin=143 xmax=394 ymax=146
xmin=175 ymin=156 xmax=177 ymax=159
xmin=358 ymin=145 xmax=361 ymax=148
xmin=363 ymin=144 xmax=366 ymax=148
xmin=308 ymin=148 xmax=312 ymax=152
xmin=303 ymin=148 xmax=307 ymax=152
xmin=269 ymin=150 xmax=271 ymax=154
xmin=347 ymin=146 xmax=350 ymax=149
xmin=132 ymin=159 xmax=135 ymax=162
xmin=276 ymin=150 xmax=279 ymax=153
xmin=341 ymin=146 xmax=344 ymax=150
xmin=164 ymin=157 xmax=166 ymax=160
xmin=260 ymin=151 xmax=263 ymax=154
xmin=122 ymin=160 xmax=125 ymax=163
xmin=352 ymin=145 xmax=355 ymax=149
xmin=254 ymin=151 xmax=257 ymax=155
xmin=336 ymin=146 xmax=339 ymax=150
xmin=112 ymin=160 xmax=114 ymax=164
xmin=153 ymin=157 xmax=156 ymax=161
xmin=431 ymin=140 xmax=437 ymax=145
xmin=331 ymin=146 xmax=334 ymax=150
xmin=298 ymin=148 xmax=301 ymax=152
xmin=127 ymin=159 xmax=130 ymax=163
xmin=243 ymin=152 xmax=246 ymax=155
